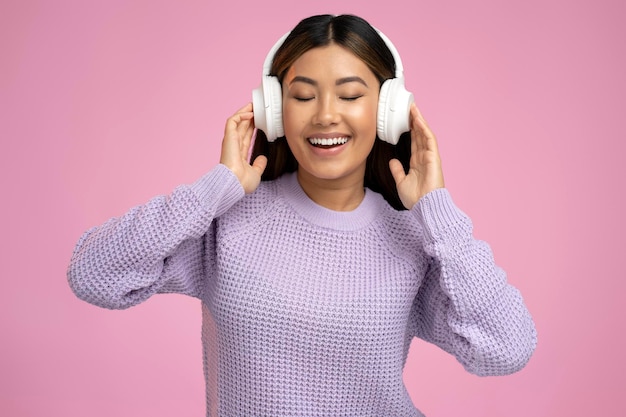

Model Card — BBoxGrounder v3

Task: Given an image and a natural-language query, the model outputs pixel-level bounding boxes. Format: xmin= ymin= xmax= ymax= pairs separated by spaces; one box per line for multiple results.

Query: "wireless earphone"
xmin=252 ymin=27 xmax=414 ymax=145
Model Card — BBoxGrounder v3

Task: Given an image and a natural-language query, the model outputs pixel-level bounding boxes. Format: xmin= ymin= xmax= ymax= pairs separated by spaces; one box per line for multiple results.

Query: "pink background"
xmin=2 ymin=0 xmax=625 ymax=415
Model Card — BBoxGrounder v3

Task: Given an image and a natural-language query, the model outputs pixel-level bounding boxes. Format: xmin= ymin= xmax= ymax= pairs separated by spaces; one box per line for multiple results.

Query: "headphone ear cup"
xmin=377 ymin=78 xmax=414 ymax=145
xmin=266 ymin=76 xmax=285 ymax=140
xmin=253 ymin=76 xmax=284 ymax=142
xmin=376 ymin=80 xmax=392 ymax=144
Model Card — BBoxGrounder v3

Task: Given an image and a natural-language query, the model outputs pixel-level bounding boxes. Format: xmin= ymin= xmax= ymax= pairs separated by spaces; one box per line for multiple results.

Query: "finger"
xmin=410 ymin=104 xmax=439 ymax=154
xmin=227 ymin=103 xmax=254 ymax=128
xmin=409 ymin=104 xmax=424 ymax=151
xmin=224 ymin=111 xmax=254 ymax=157
xmin=236 ymin=115 xmax=252 ymax=143
xmin=240 ymin=119 xmax=256 ymax=157
xmin=235 ymin=103 xmax=254 ymax=131
xmin=222 ymin=112 xmax=252 ymax=164
xmin=224 ymin=111 xmax=252 ymax=137
xmin=235 ymin=102 xmax=253 ymax=114
xmin=388 ymin=158 xmax=406 ymax=185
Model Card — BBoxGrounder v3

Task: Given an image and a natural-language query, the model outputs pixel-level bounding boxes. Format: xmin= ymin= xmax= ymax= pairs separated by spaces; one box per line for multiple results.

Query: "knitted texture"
xmin=68 ymin=164 xmax=537 ymax=416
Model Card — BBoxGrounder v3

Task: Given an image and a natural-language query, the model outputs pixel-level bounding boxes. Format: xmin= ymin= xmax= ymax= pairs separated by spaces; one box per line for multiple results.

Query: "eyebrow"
xmin=289 ymin=75 xmax=369 ymax=87
xmin=336 ymin=76 xmax=368 ymax=87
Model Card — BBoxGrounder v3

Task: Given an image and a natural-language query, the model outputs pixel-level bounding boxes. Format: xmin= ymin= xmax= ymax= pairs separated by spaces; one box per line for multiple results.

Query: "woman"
xmin=68 ymin=14 xmax=536 ymax=416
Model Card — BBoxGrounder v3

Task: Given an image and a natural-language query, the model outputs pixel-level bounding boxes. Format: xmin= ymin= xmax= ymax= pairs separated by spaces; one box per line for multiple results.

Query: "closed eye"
xmin=294 ymin=96 xmax=315 ymax=102
xmin=341 ymin=95 xmax=363 ymax=101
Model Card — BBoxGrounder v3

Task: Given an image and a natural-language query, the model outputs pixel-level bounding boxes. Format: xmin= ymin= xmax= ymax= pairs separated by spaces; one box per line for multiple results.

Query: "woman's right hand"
xmin=220 ymin=103 xmax=268 ymax=194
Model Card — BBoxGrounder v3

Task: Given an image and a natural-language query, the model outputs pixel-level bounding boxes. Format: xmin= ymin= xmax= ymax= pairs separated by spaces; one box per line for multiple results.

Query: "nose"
xmin=312 ymin=95 xmax=340 ymax=126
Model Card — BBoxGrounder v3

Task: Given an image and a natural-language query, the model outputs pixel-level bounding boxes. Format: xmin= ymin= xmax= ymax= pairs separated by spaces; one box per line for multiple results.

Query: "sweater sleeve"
xmin=67 ymin=164 xmax=244 ymax=310
xmin=408 ymin=188 xmax=537 ymax=376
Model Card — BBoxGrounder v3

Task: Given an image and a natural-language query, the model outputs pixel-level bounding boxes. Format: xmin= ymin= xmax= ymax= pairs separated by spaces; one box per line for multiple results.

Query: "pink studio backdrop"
xmin=2 ymin=0 xmax=624 ymax=416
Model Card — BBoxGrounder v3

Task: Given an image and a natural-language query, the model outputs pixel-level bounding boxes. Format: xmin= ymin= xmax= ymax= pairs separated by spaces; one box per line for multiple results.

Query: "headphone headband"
xmin=261 ymin=27 xmax=405 ymax=80
xmin=261 ymin=32 xmax=290 ymax=77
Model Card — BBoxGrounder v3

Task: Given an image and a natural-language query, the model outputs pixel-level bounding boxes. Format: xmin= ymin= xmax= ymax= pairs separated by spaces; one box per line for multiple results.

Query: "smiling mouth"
xmin=308 ymin=137 xmax=350 ymax=148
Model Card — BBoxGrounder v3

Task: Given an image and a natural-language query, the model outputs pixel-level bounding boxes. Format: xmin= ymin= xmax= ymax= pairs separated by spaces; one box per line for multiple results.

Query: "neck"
xmin=296 ymin=170 xmax=366 ymax=211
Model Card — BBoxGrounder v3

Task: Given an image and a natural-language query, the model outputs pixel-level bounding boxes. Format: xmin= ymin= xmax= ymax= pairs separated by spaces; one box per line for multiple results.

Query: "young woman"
xmin=68 ymin=14 xmax=536 ymax=416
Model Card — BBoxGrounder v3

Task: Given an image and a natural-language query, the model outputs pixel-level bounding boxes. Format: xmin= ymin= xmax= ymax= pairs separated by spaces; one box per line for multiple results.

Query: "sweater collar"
xmin=279 ymin=171 xmax=386 ymax=231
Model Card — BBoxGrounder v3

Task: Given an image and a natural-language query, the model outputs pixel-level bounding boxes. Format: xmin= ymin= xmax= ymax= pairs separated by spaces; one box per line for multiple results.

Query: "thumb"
xmin=251 ymin=155 xmax=268 ymax=177
xmin=388 ymin=158 xmax=406 ymax=185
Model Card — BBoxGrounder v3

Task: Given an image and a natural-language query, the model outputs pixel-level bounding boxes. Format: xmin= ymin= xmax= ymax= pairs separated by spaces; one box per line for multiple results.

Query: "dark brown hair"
xmin=250 ymin=14 xmax=412 ymax=210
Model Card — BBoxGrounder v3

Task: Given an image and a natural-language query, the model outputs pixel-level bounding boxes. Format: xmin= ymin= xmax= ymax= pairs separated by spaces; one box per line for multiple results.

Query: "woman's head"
xmin=270 ymin=14 xmax=395 ymax=88
xmin=251 ymin=14 xmax=412 ymax=210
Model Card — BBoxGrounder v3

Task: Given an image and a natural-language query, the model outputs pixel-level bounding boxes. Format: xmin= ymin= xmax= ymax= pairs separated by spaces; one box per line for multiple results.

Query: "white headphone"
xmin=252 ymin=27 xmax=414 ymax=145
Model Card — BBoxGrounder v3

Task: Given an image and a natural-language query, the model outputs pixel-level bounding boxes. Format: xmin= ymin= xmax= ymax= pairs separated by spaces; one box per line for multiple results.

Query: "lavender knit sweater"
xmin=68 ymin=164 xmax=536 ymax=416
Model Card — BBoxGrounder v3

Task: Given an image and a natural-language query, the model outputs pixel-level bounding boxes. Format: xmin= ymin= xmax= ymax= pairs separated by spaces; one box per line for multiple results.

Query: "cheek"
xmin=282 ymin=105 xmax=305 ymax=155
xmin=349 ymin=99 xmax=378 ymax=134
xmin=282 ymin=102 xmax=303 ymax=136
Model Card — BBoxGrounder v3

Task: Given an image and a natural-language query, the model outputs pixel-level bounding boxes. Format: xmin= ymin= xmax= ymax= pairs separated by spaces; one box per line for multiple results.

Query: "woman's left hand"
xmin=389 ymin=103 xmax=445 ymax=210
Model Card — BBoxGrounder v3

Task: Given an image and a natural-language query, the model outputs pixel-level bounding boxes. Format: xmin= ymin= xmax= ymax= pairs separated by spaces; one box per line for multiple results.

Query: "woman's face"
xmin=281 ymin=43 xmax=380 ymax=188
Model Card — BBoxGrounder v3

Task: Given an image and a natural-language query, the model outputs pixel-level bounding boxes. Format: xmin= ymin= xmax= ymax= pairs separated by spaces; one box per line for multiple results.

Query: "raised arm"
xmin=67 ymin=165 xmax=244 ymax=309
xmin=67 ymin=103 xmax=264 ymax=309
xmin=394 ymin=104 xmax=536 ymax=375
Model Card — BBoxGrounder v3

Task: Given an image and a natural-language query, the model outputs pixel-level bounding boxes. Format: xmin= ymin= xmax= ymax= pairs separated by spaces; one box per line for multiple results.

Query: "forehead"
xmin=284 ymin=44 xmax=377 ymax=82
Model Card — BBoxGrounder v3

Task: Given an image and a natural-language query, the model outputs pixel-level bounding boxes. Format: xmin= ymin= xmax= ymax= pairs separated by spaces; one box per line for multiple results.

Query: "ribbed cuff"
xmin=191 ymin=164 xmax=245 ymax=217
xmin=411 ymin=188 xmax=471 ymax=242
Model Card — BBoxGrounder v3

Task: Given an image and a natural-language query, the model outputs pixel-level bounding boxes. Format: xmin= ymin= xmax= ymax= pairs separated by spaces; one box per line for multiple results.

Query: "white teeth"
xmin=308 ymin=137 xmax=349 ymax=146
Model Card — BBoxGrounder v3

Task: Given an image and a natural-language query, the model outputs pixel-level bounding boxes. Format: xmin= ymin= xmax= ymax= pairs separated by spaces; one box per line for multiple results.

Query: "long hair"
xmin=250 ymin=14 xmax=412 ymax=210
